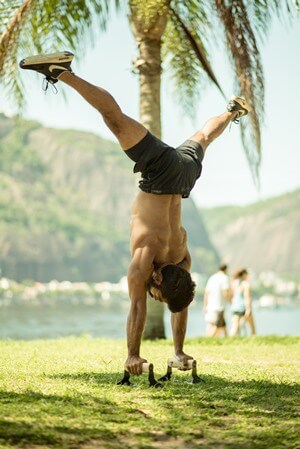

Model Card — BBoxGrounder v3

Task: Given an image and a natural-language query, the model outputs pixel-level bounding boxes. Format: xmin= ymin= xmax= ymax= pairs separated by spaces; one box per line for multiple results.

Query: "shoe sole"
xmin=20 ymin=51 xmax=74 ymax=68
xmin=231 ymin=95 xmax=251 ymax=113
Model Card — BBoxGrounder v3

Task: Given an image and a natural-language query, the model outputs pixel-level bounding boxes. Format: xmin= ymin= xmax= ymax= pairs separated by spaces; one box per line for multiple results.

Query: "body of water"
xmin=0 ymin=299 xmax=299 ymax=340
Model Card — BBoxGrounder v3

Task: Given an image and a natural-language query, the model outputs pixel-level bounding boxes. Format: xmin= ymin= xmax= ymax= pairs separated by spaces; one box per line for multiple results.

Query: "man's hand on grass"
xmin=175 ymin=351 xmax=193 ymax=370
xmin=125 ymin=355 xmax=147 ymax=375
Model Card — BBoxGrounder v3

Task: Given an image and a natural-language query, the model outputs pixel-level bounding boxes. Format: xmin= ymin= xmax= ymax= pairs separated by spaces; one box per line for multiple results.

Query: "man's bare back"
xmin=130 ymin=191 xmax=188 ymax=267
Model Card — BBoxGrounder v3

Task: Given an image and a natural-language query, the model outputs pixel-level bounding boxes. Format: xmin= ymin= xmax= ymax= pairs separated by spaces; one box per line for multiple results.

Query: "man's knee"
xmin=103 ymin=111 xmax=126 ymax=136
xmin=199 ymin=131 xmax=211 ymax=150
xmin=190 ymin=130 xmax=210 ymax=151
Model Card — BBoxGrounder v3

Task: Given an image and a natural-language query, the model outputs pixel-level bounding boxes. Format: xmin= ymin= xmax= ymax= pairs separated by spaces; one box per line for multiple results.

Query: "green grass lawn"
xmin=0 ymin=336 xmax=299 ymax=449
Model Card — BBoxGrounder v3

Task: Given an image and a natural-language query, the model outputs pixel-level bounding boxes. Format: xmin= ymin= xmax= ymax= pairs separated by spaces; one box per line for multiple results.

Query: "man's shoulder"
xmin=219 ymin=273 xmax=230 ymax=289
xmin=206 ymin=273 xmax=217 ymax=288
xmin=131 ymin=234 xmax=160 ymax=259
xmin=208 ymin=272 xmax=220 ymax=282
xmin=207 ymin=272 xmax=229 ymax=286
xmin=214 ymin=271 xmax=228 ymax=279
xmin=219 ymin=272 xmax=229 ymax=280
xmin=128 ymin=245 xmax=155 ymax=283
xmin=131 ymin=232 xmax=159 ymax=258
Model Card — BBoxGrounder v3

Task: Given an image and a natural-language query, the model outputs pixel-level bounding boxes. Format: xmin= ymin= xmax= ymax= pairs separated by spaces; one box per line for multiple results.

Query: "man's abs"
xmin=130 ymin=192 xmax=187 ymax=264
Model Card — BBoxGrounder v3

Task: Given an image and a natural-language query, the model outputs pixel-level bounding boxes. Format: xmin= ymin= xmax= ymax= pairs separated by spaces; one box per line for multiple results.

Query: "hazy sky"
xmin=1 ymin=11 xmax=300 ymax=207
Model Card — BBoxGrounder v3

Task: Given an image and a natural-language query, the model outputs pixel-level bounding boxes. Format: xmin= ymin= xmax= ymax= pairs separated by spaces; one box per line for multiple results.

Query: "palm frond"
xmin=163 ymin=0 xmax=224 ymax=117
xmin=162 ymin=18 xmax=204 ymax=117
xmin=0 ymin=0 xmax=121 ymax=109
xmin=253 ymin=0 xmax=300 ymax=18
xmin=242 ymin=0 xmax=299 ymax=42
xmin=0 ymin=0 xmax=33 ymax=76
xmin=214 ymin=0 xmax=264 ymax=184
xmin=169 ymin=5 xmax=225 ymax=98
xmin=0 ymin=0 xmax=36 ymax=109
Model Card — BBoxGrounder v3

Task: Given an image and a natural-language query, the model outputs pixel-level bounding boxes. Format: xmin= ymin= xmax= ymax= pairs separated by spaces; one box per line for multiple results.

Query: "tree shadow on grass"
xmin=0 ymin=388 xmax=127 ymax=448
xmin=0 ymin=419 xmax=116 ymax=448
xmin=1 ymin=373 xmax=299 ymax=449
xmin=48 ymin=370 xmax=300 ymax=416
xmin=149 ymin=374 xmax=299 ymax=448
xmin=198 ymin=374 xmax=299 ymax=416
xmin=48 ymin=370 xmax=300 ymax=438
xmin=49 ymin=371 xmax=123 ymax=386
xmin=147 ymin=373 xmax=299 ymax=417
xmin=49 ymin=371 xmax=299 ymax=415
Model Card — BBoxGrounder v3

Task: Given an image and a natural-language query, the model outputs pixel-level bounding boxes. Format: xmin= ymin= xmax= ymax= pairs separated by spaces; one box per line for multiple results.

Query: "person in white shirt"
xmin=204 ymin=264 xmax=232 ymax=337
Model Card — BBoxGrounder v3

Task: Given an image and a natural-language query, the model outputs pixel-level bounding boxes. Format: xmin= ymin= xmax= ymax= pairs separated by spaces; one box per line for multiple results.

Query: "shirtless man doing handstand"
xmin=20 ymin=51 xmax=251 ymax=374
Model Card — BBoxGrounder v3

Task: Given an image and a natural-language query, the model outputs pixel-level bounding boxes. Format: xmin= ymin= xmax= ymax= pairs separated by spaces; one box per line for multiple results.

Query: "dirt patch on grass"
xmin=81 ymin=432 xmax=203 ymax=449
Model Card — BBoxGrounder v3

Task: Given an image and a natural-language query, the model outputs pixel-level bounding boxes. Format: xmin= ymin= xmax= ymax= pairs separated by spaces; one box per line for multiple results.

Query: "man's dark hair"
xmin=219 ymin=263 xmax=228 ymax=272
xmin=160 ymin=265 xmax=196 ymax=313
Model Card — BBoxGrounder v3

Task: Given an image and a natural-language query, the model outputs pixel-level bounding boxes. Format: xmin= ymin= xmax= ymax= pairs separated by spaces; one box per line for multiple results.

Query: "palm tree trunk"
xmin=129 ymin=8 xmax=168 ymax=340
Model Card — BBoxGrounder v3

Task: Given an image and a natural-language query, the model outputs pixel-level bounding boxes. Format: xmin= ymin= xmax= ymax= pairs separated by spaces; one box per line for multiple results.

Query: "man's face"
xmin=149 ymin=285 xmax=167 ymax=303
xmin=147 ymin=269 xmax=168 ymax=303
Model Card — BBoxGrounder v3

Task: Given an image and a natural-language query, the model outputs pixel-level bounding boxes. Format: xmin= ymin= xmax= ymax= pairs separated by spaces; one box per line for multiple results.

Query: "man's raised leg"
xmin=59 ymin=72 xmax=148 ymax=150
xmin=189 ymin=112 xmax=233 ymax=153
xmin=189 ymin=97 xmax=251 ymax=153
xmin=19 ymin=51 xmax=147 ymax=150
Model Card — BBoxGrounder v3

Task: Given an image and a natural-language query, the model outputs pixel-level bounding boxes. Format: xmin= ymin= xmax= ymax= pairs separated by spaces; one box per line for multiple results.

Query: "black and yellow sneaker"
xmin=227 ymin=95 xmax=251 ymax=123
xmin=19 ymin=51 xmax=74 ymax=86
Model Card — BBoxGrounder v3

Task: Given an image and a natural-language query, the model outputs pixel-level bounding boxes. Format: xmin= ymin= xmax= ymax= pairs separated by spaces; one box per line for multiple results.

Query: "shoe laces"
xmin=42 ymin=77 xmax=58 ymax=94
xmin=232 ymin=111 xmax=241 ymax=125
xmin=228 ymin=112 xmax=240 ymax=132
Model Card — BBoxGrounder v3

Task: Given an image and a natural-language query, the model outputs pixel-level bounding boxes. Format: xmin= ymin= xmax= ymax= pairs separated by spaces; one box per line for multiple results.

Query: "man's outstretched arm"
xmin=172 ymin=249 xmax=193 ymax=368
xmin=171 ymin=308 xmax=193 ymax=368
xmin=126 ymin=247 xmax=154 ymax=375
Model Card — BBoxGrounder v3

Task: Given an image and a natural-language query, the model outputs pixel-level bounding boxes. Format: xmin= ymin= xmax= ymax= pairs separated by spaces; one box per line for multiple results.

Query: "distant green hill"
xmin=201 ymin=189 xmax=300 ymax=276
xmin=0 ymin=113 xmax=218 ymax=282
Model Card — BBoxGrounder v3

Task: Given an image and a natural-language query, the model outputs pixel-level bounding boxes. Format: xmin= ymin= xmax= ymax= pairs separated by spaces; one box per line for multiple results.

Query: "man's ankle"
xmin=58 ymin=71 xmax=74 ymax=82
xmin=228 ymin=111 xmax=238 ymax=122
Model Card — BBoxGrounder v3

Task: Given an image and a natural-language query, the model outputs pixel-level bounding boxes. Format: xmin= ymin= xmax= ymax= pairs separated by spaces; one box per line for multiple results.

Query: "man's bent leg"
xmin=189 ymin=111 xmax=236 ymax=154
xmin=59 ymin=72 xmax=148 ymax=150
xmin=206 ymin=323 xmax=217 ymax=337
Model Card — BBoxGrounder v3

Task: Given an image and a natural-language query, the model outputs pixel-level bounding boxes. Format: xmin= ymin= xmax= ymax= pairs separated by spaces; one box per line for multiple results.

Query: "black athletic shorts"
xmin=125 ymin=131 xmax=204 ymax=198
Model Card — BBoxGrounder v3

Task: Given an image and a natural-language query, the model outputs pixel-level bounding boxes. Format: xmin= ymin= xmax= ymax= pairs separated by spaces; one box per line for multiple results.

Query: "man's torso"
xmin=130 ymin=191 xmax=187 ymax=265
